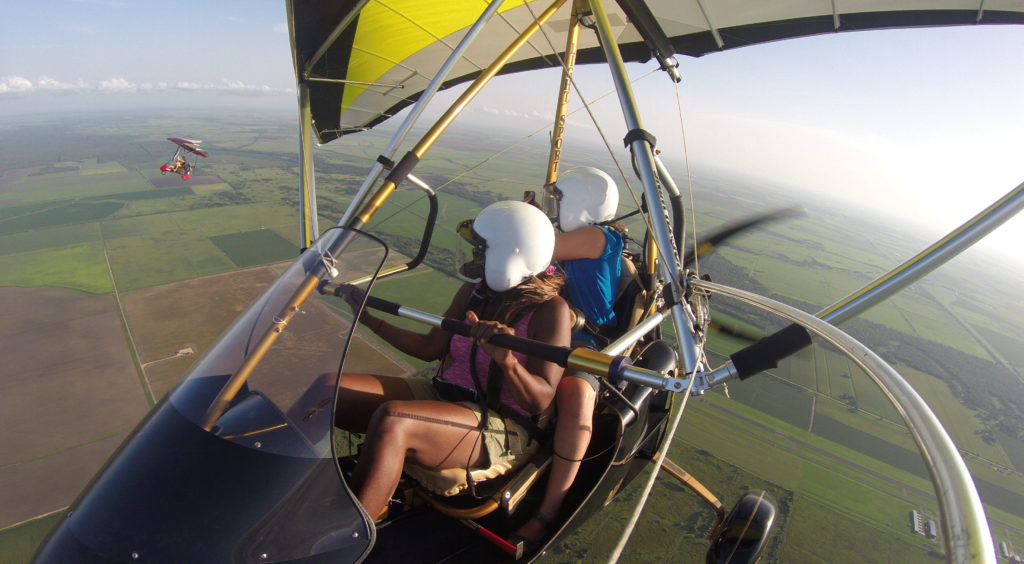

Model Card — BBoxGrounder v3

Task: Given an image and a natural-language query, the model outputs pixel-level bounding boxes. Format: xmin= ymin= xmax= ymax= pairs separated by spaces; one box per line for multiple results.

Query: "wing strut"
xmin=338 ymin=0 xmax=508 ymax=228
xmin=693 ymin=0 xmax=724 ymax=49
xmin=346 ymin=0 xmax=569 ymax=231
xmin=587 ymin=2 xmax=701 ymax=561
xmin=705 ymin=179 xmax=1024 ymax=388
xmin=691 ymin=278 xmax=996 ymax=564
xmin=301 ymin=0 xmax=370 ymax=79
xmin=297 ymin=83 xmax=319 ymax=249
xmin=542 ymin=0 xmax=586 ymax=214
xmin=614 ymin=0 xmax=681 ymax=82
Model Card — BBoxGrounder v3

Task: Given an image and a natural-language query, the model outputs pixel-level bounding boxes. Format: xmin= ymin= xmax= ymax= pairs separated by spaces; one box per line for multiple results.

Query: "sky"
xmin=2 ymin=0 xmax=1022 ymax=263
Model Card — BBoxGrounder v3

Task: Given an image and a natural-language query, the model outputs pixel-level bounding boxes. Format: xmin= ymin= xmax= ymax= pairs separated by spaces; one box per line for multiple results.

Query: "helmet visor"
xmin=454 ymin=218 xmax=486 ymax=284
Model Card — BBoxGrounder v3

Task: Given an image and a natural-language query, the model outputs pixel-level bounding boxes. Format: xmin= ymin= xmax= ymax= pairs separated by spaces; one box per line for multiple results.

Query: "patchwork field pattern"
xmin=2 ymin=112 xmax=1023 ymax=562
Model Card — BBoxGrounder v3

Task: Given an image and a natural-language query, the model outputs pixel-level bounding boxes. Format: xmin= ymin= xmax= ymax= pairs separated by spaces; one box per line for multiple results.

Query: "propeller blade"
xmin=707 ymin=318 xmax=764 ymax=343
xmin=683 ymin=207 xmax=803 ymax=267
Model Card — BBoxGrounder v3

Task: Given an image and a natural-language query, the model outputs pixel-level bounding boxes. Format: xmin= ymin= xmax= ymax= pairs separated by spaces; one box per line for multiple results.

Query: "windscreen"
xmin=37 ymin=227 xmax=387 ymax=564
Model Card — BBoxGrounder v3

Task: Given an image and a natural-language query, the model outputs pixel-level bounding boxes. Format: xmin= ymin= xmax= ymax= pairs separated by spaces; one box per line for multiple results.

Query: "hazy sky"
xmin=2 ymin=0 xmax=1022 ymax=261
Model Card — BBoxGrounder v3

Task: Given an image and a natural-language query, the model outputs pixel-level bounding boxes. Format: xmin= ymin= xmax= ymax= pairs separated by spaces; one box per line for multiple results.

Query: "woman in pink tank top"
xmin=292 ymin=202 xmax=572 ymax=523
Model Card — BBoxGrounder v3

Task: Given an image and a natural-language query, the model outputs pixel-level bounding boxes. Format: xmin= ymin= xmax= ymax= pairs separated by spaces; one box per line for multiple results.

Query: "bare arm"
xmin=553 ymin=225 xmax=606 ymax=261
xmin=347 ymin=283 xmax=476 ymax=362
xmin=470 ymin=295 xmax=571 ymax=414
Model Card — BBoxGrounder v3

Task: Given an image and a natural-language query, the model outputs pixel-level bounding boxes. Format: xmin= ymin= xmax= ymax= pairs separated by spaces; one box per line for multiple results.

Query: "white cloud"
xmin=480 ymin=106 xmax=550 ymax=121
xmin=174 ymin=79 xmax=293 ymax=95
xmin=0 ymin=76 xmax=35 ymax=94
xmin=37 ymin=76 xmax=88 ymax=92
xmin=98 ymin=77 xmax=139 ymax=92
xmin=0 ymin=75 xmax=293 ymax=97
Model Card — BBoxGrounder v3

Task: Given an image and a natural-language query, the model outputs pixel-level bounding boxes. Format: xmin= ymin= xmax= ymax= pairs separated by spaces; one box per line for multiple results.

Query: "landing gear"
xmin=706 ymin=490 xmax=777 ymax=564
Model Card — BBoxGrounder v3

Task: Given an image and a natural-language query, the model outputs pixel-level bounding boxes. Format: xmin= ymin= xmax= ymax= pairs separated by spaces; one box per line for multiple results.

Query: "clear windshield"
xmin=169 ymin=227 xmax=388 ymax=455
xmin=44 ymin=227 xmax=388 ymax=564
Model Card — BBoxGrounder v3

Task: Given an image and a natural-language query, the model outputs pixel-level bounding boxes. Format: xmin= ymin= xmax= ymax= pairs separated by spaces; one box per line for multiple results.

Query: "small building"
xmin=910 ymin=510 xmax=925 ymax=535
xmin=1002 ymin=542 xmax=1010 ymax=558
xmin=925 ymin=521 xmax=937 ymax=539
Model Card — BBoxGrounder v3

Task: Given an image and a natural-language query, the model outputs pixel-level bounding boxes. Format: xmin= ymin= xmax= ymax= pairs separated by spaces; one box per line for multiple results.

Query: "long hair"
xmin=487 ymin=270 xmax=565 ymax=324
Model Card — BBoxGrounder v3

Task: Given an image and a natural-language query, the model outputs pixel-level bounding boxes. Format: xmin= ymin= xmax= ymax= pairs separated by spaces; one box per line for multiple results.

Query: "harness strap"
xmin=466 ymin=341 xmax=492 ymax=498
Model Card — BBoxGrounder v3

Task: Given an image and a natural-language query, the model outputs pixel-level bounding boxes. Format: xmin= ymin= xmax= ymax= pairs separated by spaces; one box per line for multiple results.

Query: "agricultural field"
xmin=0 ymin=287 xmax=145 ymax=531
xmin=209 ymin=228 xmax=297 ymax=267
xmin=2 ymin=110 xmax=1024 ymax=562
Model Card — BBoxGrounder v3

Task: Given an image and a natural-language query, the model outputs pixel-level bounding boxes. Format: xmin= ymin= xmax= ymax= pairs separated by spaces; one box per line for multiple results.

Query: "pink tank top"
xmin=440 ymin=311 xmax=535 ymax=416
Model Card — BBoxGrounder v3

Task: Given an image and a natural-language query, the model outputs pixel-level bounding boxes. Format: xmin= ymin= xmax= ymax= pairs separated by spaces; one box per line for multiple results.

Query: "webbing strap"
xmin=623 ymin=128 xmax=657 ymax=149
xmin=384 ymin=151 xmax=420 ymax=186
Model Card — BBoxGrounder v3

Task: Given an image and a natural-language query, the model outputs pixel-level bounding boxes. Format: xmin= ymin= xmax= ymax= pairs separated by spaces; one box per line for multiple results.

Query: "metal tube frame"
xmin=587 ymin=0 xmax=700 ymax=376
xmin=603 ymin=312 xmax=665 ymax=356
xmin=297 ymin=83 xmax=319 ymax=248
xmin=653 ymin=153 xmax=682 ymax=198
xmin=691 ymin=278 xmax=995 ymax=564
xmin=338 ymin=0 xmax=507 ymax=228
xmin=703 ymin=180 xmax=1024 ymax=386
xmin=819 ymin=180 xmax=1024 ymax=324
xmin=203 ymin=0 xmax=570 ymax=426
xmin=347 ymin=0 xmax=568 ymax=230
xmin=301 ymin=0 xmax=371 ymax=80
xmin=542 ymin=0 xmax=585 ymax=215
xmin=382 ymin=302 xmax=684 ymax=391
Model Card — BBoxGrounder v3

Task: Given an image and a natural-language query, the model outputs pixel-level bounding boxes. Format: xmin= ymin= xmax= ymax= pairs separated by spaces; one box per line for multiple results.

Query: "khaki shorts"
xmin=403 ymin=377 xmax=540 ymax=496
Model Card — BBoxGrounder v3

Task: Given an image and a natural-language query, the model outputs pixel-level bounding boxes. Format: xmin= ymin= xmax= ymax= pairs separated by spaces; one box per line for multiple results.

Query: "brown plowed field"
xmin=1 ymin=264 xmax=411 ymax=530
xmin=0 ymin=287 xmax=144 ymax=528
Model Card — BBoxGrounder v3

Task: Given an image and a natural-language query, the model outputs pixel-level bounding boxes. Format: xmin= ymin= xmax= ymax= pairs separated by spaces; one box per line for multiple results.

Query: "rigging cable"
xmin=519 ymin=0 xmax=662 ymax=241
xmin=609 ymin=59 xmax=704 ymax=563
xmin=521 ymin=13 xmax=706 ymax=558
xmin=609 ymin=352 xmax=700 ymax=562
xmin=676 ymin=76 xmax=702 ymax=278
xmin=369 ymin=2 xmax=666 ymax=250
xmin=368 ymin=68 xmax=661 ymax=242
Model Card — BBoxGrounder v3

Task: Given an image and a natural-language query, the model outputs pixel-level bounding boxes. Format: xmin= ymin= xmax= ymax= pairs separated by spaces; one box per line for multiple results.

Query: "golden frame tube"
xmin=356 ymin=0 xmax=568 ymax=228
xmin=542 ymin=0 xmax=586 ymax=198
xmin=202 ymin=0 xmax=569 ymax=431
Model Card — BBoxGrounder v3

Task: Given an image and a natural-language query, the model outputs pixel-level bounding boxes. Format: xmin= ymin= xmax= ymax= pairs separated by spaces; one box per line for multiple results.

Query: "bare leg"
xmin=334 ymin=373 xmax=417 ymax=433
xmin=515 ymin=375 xmax=595 ymax=542
xmin=351 ymin=400 xmax=488 ymax=519
xmin=286 ymin=372 xmax=415 ymax=442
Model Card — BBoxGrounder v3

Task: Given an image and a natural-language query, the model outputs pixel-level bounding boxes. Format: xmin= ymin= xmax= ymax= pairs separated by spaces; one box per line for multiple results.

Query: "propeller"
xmin=683 ymin=207 xmax=803 ymax=343
xmin=707 ymin=317 xmax=765 ymax=344
xmin=682 ymin=207 xmax=804 ymax=268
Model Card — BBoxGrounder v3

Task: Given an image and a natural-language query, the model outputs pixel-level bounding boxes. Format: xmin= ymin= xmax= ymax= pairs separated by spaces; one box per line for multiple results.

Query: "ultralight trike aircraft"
xmin=159 ymin=136 xmax=208 ymax=180
xmin=35 ymin=1 xmax=1024 ymax=563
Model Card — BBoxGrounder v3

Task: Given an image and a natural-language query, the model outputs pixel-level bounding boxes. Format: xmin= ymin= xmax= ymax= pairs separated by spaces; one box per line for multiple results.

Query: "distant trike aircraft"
xmin=160 ymin=137 xmax=207 ymax=180
xmin=34 ymin=2 xmax=1024 ymax=563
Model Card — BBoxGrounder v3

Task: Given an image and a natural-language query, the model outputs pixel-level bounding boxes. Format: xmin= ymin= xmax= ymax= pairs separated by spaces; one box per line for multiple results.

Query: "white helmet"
xmin=556 ymin=167 xmax=618 ymax=232
xmin=461 ymin=201 xmax=554 ymax=292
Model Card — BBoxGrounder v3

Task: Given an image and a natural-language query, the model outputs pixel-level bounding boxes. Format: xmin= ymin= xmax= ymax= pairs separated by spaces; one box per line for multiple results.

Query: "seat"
xmin=577 ymin=253 xmax=648 ymax=349
xmin=398 ymin=441 xmax=552 ymax=520
xmin=402 ymin=438 xmax=541 ymax=498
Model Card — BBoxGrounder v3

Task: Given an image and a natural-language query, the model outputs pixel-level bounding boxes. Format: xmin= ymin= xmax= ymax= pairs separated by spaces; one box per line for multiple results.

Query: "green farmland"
xmin=210 ymin=228 xmax=299 ymax=267
xmin=2 ymin=110 xmax=1024 ymax=563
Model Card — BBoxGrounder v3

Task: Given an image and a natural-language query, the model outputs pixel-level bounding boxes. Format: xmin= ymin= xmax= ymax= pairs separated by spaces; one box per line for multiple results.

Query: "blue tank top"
xmin=562 ymin=225 xmax=623 ymax=337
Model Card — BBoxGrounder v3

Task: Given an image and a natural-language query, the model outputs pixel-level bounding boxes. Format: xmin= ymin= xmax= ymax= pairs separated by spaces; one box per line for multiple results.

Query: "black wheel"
xmin=706 ymin=490 xmax=777 ymax=564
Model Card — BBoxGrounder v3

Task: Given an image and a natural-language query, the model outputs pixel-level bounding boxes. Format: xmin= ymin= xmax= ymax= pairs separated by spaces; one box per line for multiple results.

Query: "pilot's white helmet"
xmin=464 ymin=201 xmax=555 ymax=292
xmin=556 ymin=167 xmax=618 ymax=232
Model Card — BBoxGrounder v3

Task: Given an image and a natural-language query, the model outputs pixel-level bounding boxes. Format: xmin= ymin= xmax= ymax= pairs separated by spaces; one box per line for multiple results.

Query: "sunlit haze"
xmin=2 ymin=1 xmax=1021 ymax=263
